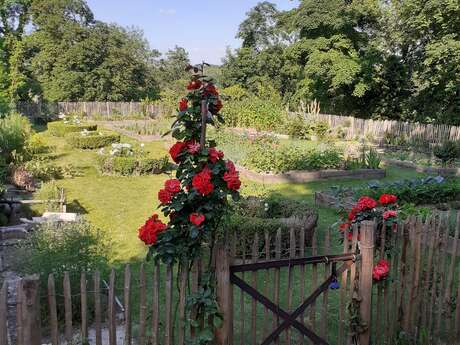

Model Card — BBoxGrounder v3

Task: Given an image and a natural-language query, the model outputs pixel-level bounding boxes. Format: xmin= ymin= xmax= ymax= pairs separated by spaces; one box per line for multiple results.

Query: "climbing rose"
xmin=379 ymin=194 xmax=398 ymax=205
xmin=179 ymin=98 xmax=188 ymax=112
xmin=165 ymin=179 xmax=181 ymax=194
xmin=204 ymin=84 xmax=218 ymax=96
xmin=190 ymin=213 xmax=205 ymax=226
xmin=357 ymin=196 xmax=377 ymax=211
xmin=192 ymin=167 xmax=214 ymax=195
xmin=158 ymin=189 xmax=172 ymax=204
xmin=215 ymin=99 xmax=223 ymax=113
xmin=372 ymin=260 xmax=390 ymax=281
xmin=223 ymin=171 xmax=241 ymax=191
xmin=138 ymin=214 xmax=167 ymax=245
xmin=339 ymin=222 xmax=350 ymax=233
xmin=383 ymin=210 xmax=397 ymax=220
xmin=226 ymin=160 xmax=237 ymax=173
xmin=208 ymin=147 xmax=224 ymax=163
xmin=348 ymin=207 xmax=359 ymax=221
xmin=187 ymin=141 xmax=201 ymax=155
xmin=169 ymin=141 xmax=187 ymax=163
xmin=187 ymin=80 xmax=202 ymax=90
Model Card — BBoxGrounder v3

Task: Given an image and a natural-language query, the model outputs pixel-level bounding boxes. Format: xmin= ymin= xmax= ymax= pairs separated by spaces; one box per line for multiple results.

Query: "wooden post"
xmin=47 ymin=274 xmax=59 ymax=345
xmin=81 ymin=272 xmax=88 ymax=342
xmin=63 ymin=272 xmax=72 ymax=343
xmin=200 ymin=100 xmax=208 ymax=148
xmin=124 ymin=265 xmax=132 ymax=345
xmin=19 ymin=276 xmax=41 ymax=345
xmin=94 ymin=271 xmax=102 ymax=345
xmin=0 ymin=281 xmax=8 ymax=345
xmin=139 ymin=264 xmax=147 ymax=345
xmin=359 ymin=221 xmax=375 ymax=345
xmin=215 ymin=243 xmax=232 ymax=345
xmin=108 ymin=269 xmax=117 ymax=345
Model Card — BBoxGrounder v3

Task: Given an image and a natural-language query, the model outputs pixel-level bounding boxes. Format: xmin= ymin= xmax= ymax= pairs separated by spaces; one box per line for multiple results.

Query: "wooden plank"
xmin=435 ymin=215 xmax=449 ymax=336
xmin=124 ymin=265 xmax=132 ymax=345
xmin=321 ymin=230 xmax=330 ymax=340
xmin=286 ymin=228 xmax=296 ymax=345
xmin=16 ymin=280 xmax=23 ymax=345
xmin=190 ymin=259 xmax=201 ymax=338
xmin=310 ymin=230 xmax=318 ymax=335
xmin=178 ymin=261 xmax=188 ymax=345
xmin=63 ymin=272 xmax=72 ymax=343
xmin=251 ymin=234 xmax=258 ymax=345
xmin=299 ymin=227 xmax=306 ymax=345
xmin=420 ymin=218 xmax=436 ymax=329
xmin=263 ymin=231 xmax=270 ymax=338
xmin=215 ymin=245 xmax=233 ymax=345
xmin=164 ymin=264 xmax=173 ymax=345
xmin=139 ymin=264 xmax=147 ymax=345
xmin=80 ymin=272 xmax=88 ymax=342
xmin=108 ymin=269 xmax=117 ymax=345
xmin=94 ymin=271 xmax=102 ymax=345
xmin=152 ymin=262 xmax=160 ymax=345
xmin=427 ymin=217 xmax=442 ymax=333
xmin=339 ymin=230 xmax=350 ymax=345
xmin=0 ymin=282 xmax=7 ymax=345
xmin=446 ymin=212 xmax=460 ymax=332
xmin=376 ymin=223 xmax=386 ymax=345
xmin=410 ymin=219 xmax=423 ymax=333
xmin=18 ymin=277 xmax=41 ymax=345
xmin=47 ymin=275 xmax=59 ymax=345
xmin=273 ymin=228 xmax=282 ymax=345
xmin=240 ymin=235 xmax=246 ymax=345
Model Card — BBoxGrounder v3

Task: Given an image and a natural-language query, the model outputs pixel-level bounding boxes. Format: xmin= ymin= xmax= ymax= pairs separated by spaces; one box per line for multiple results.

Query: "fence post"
xmin=215 ymin=242 xmax=232 ymax=345
xmin=359 ymin=221 xmax=375 ymax=345
xmin=19 ymin=275 xmax=41 ymax=345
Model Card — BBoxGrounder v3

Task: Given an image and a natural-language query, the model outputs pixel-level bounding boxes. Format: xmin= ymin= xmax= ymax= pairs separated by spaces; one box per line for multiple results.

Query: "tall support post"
xmin=215 ymin=242 xmax=233 ymax=345
xmin=359 ymin=221 xmax=375 ymax=345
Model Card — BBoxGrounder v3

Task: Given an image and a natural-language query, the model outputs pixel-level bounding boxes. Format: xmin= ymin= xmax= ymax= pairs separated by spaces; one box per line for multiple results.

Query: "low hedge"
xmin=67 ymin=133 xmax=120 ymax=149
xmin=48 ymin=122 xmax=97 ymax=137
xmin=98 ymin=156 xmax=169 ymax=176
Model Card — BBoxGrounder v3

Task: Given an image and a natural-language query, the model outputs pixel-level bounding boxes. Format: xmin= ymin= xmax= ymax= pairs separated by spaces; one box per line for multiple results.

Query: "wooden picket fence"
xmin=1 ymin=214 xmax=460 ymax=344
xmin=16 ymin=101 xmax=162 ymax=120
xmin=295 ymin=112 xmax=460 ymax=144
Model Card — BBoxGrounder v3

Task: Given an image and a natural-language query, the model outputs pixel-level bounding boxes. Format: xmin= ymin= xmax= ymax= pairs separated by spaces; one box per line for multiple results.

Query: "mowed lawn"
xmin=33 ymin=127 xmax=427 ymax=262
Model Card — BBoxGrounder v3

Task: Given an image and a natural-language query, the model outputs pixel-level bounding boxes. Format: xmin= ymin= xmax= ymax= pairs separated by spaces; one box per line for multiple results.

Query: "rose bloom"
xmin=204 ymin=84 xmax=219 ymax=96
xmin=169 ymin=141 xmax=187 ymax=163
xmin=215 ymin=99 xmax=223 ymax=113
xmin=192 ymin=168 xmax=214 ymax=196
xmin=223 ymin=171 xmax=241 ymax=191
xmin=138 ymin=214 xmax=167 ymax=245
xmin=208 ymin=147 xmax=224 ymax=163
xmin=179 ymin=98 xmax=188 ymax=112
xmin=187 ymin=141 xmax=201 ymax=155
xmin=379 ymin=194 xmax=398 ymax=205
xmin=187 ymin=80 xmax=202 ymax=90
xmin=383 ymin=210 xmax=397 ymax=220
xmin=226 ymin=160 xmax=237 ymax=174
xmin=348 ymin=207 xmax=359 ymax=221
xmin=158 ymin=189 xmax=172 ymax=204
xmin=357 ymin=196 xmax=377 ymax=211
xmin=372 ymin=259 xmax=390 ymax=281
xmin=165 ymin=179 xmax=181 ymax=194
xmin=339 ymin=222 xmax=350 ymax=233
xmin=190 ymin=213 xmax=205 ymax=226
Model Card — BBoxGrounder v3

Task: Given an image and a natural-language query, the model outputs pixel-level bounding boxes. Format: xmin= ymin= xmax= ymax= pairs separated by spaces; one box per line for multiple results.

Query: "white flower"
xmin=140 ymin=143 xmax=145 ymax=148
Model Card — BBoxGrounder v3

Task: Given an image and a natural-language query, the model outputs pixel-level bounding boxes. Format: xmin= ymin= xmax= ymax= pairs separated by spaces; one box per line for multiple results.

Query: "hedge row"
xmin=67 ymin=133 xmax=120 ymax=149
xmin=48 ymin=122 xmax=97 ymax=137
xmin=98 ymin=156 xmax=169 ymax=176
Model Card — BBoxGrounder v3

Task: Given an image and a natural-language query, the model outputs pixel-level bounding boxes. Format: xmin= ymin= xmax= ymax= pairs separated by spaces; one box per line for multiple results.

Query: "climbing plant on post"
xmin=138 ymin=62 xmax=241 ymax=344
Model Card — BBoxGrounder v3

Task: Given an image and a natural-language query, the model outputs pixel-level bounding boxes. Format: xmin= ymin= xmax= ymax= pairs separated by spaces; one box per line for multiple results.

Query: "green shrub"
xmin=433 ymin=141 xmax=460 ymax=166
xmin=35 ymin=181 xmax=62 ymax=212
xmin=0 ymin=113 xmax=32 ymax=162
xmin=98 ymin=155 xmax=169 ymax=176
xmin=23 ymin=157 xmax=62 ymax=181
xmin=47 ymin=121 xmax=97 ymax=137
xmin=67 ymin=132 xmax=120 ymax=149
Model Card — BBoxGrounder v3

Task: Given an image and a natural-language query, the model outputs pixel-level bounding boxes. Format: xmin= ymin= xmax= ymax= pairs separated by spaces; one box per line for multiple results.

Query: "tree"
xmin=157 ymin=46 xmax=190 ymax=86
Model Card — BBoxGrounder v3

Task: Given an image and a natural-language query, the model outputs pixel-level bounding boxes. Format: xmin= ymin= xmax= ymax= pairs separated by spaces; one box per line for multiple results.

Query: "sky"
xmin=86 ymin=0 xmax=298 ymax=65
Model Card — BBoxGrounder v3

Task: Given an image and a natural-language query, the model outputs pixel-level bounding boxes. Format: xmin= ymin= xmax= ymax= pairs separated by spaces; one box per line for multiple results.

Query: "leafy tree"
xmin=157 ymin=46 xmax=190 ymax=88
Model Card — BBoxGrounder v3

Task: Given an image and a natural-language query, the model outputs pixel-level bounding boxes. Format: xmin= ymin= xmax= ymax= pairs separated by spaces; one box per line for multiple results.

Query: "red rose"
xmin=379 ymin=194 xmax=398 ymax=205
xmin=348 ymin=207 xmax=359 ymax=221
xmin=357 ymin=196 xmax=377 ymax=211
xmin=190 ymin=213 xmax=205 ymax=226
xmin=169 ymin=141 xmax=187 ymax=163
xmin=208 ymin=147 xmax=224 ymax=163
xmin=215 ymin=99 xmax=223 ymax=112
xmin=226 ymin=160 xmax=237 ymax=174
xmin=158 ymin=189 xmax=172 ymax=204
xmin=383 ymin=210 xmax=397 ymax=220
xmin=192 ymin=167 xmax=214 ymax=195
xmin=339 ymin=222 xmax=350 ymax=233
xmin=187 ymin=140 xmax=201 ymax=155
xmin=179 ymin=98 xmax=188 ymax=112
xmin=204 ymin=83 xmax=219 ymax=96
xmin=187 ymin=80 xmax=202 ymax=90
xmin=138 ymin=214 xmax=167 ymax=245
xmin=372 ymin=259 xmax=390 ymax=281
xmin=165 ymin=179 xmax=181 ymax=194
xmin=223 ymin=171 xmax=241 ymax=191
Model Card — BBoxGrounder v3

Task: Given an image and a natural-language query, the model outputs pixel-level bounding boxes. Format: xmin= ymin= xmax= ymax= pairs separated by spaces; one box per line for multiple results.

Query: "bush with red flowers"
xmin=338 ymin=193 xmax=399 ymax=254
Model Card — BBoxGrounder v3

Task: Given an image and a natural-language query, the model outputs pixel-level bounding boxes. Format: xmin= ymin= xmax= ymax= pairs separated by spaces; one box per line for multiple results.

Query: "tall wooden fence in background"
xmin=16 ymin=101 xmax=162 ymax=120
xmin=1 ymin=215 xmax=459 ymax=344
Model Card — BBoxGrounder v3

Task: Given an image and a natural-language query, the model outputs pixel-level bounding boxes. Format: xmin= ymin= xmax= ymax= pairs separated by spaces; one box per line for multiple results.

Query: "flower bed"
xmin=97 ymin=143 xmax=169 ymax=176
xmin=48 ymin=121 xmax=97 ymax=137
xmin=384 ymin=158 xmax=460 ymax=177
xmin=66 ymin=131 xmax=120 ymax=149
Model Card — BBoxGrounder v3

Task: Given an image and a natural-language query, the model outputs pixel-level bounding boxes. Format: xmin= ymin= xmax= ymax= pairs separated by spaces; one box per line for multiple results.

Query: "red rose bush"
xmin=138 ymin=65 xmax=241 ymax=265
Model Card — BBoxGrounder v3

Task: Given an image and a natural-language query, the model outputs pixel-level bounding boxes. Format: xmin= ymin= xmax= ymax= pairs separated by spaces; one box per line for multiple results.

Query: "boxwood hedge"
xmin=98 ymin=156 xmax=170 ymax=176
xmin=67 ymin=133 xmax=120 ymax=149
xmin=48 ymin=122 xmax=97 ymax=137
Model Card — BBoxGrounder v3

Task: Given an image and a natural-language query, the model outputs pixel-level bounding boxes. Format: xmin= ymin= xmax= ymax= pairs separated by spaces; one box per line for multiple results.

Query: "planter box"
xmin=385 ymin=159 xmax=460 ymax=177
xmin=237 ymin=165 xmax=386 ymax=184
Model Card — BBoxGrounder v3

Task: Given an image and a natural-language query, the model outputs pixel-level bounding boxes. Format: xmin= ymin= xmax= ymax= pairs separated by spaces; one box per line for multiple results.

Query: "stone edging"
xmin=237 ymin=165 xmax=386 ymax=184
xmin=384 ymin=159 xmax=460 ymax=177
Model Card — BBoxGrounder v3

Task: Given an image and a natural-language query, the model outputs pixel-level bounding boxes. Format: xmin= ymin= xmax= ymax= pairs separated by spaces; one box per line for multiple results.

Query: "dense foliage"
xmin=221 ymin=0 xmax=460 ymax=125
xmin=66 ymin=131 xmax=120 ymax=149
xmin=47 ymin=121 xmax=97 ymax=136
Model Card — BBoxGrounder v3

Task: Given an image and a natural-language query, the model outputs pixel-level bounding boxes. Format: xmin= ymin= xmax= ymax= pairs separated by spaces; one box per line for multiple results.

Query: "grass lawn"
xmin=32 ymin=126 xmax=428 ymax=261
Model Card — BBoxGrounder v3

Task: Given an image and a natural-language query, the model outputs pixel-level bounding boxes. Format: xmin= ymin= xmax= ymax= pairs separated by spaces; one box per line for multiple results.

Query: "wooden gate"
xmin=216 ymin=223 xmax=375 ymax=345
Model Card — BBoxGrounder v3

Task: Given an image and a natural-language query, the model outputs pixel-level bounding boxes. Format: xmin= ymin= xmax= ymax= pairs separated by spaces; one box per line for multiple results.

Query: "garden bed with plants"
xmin=66 ymin=130 xmax=120 ymax=149
xmin=47 ymin=120 xmax=97 ymax=137
xmin=98 ymin=117 xmax=173 ymax=142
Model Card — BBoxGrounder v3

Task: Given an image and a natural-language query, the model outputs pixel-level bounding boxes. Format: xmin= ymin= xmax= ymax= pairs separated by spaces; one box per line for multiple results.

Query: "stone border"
xmin=237 ymin=165 xmax=386 ymax=184
xmin=384 ymin=159 xmax=460 ymax=177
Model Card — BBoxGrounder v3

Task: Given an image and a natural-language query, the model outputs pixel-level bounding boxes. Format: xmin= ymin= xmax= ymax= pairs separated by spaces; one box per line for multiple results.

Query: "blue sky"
xmin=86 ymin=0 xmax=298 ymax=65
